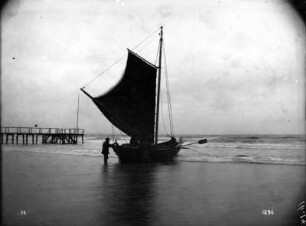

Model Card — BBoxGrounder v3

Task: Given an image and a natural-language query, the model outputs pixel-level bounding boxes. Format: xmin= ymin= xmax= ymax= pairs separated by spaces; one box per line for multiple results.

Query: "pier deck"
xmin=0 ymin=127 xmax=84 ymax=145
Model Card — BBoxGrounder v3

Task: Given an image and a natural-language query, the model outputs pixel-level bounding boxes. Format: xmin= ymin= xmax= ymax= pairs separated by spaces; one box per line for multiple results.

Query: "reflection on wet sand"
xmin=97 ymin=164 xmax=158 ymax=225
xmin=3 ymin=150 xmax=303 ymax=226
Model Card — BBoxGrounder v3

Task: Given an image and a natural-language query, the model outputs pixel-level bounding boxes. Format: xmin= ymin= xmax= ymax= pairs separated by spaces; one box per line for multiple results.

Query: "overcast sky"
xmin=1 ymin=0 xmax=305 ymax=135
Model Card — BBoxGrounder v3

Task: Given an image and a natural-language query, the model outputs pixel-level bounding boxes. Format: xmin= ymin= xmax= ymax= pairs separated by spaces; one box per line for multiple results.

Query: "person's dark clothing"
xmin=102 ymin=139 xmax=111 ymax=164
xmin=102 ymin=141 xmax=110 ymax=155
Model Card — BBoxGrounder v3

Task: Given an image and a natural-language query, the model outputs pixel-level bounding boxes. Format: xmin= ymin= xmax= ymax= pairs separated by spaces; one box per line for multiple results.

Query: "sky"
xmin=1 ymin=0 xmax=305 ymax=135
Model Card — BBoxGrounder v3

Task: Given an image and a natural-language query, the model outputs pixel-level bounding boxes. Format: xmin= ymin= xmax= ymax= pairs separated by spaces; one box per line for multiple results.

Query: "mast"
xmin=154 ymin=26 xmax=163 ymax=145
xmin=76 ymin=94 xmax=80 ymax=129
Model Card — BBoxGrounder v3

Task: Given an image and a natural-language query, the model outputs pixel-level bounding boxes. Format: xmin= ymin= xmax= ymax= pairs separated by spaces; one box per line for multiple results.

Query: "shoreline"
xmin=2 ymin=150 xmax=305 ymax=226
xmin=3 ymin=147 xmax=305 ymax=166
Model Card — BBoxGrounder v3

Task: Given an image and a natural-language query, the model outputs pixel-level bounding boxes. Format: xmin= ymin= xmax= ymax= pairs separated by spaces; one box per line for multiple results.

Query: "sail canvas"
xmin=93 ymin=50 xmax=158 ymax=143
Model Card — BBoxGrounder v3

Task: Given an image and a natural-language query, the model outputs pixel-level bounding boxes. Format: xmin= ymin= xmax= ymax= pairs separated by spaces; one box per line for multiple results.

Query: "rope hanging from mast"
xmin=160 ymin=89 xmax=170 ymax=137
xmin=155 ymin=39 xmax=171 ymax=138
xmin=153 ymin=28 xmax=175 ymax=139
xmin=163 ymin=42 xmax=174 ymax=137
xmin=158 ymin=41 xmax=174 ymax=138
xmin=81 ymin=26 xmax=176 ymax=143
xmin=82 ymin=28 xmax=160 ymax=89
xmin=154 ymin=26 xmax=163 ymax=145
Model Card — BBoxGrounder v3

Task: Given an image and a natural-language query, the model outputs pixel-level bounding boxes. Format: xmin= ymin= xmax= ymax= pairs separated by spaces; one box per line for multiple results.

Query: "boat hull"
xmin=112 ymin=140 xmax=182 ymax=164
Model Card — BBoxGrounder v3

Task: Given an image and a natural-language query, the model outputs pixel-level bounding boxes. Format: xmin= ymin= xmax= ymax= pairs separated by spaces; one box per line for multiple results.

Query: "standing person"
xmin=101 ymin=137 xmax=112 ymax=164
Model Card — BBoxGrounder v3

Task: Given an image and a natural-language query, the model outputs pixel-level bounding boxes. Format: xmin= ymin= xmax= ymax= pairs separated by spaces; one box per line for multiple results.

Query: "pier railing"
xmin=0 ymin=127 xmax=84 ymax=145
xmin=1 ymin=127 xmax=84 ymax=135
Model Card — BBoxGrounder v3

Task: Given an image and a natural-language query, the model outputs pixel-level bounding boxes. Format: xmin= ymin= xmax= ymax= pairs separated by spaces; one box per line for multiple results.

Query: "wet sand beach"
xmin=2 ymin=149 xmax=305 ymax=226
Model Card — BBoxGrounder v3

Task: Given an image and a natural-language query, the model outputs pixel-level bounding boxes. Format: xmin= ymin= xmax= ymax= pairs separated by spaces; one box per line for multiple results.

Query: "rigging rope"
xmin=111 ymin=124 xmax=115 ymax=142
xmin=158 ymin=42 xmax=170 ymax=137
xmin=162 ymin=41 xmax=174 ymax=137
xmin=154 ymin=41 xmax=160 ymax=65
xmin=82 ymin=28 xmax=160 ymax=89
xmin=134 ymin=33 xmax=160 ymax=53
xmin=110 ymin=123 xmax=129 ymax=143
xmin=130 ymin=27 xmax=160 ymax=52
xmin=156 ymin=40 xmax=174 ymax=138
xmin=160 ymin=86 xmax=170 ymax=137
xmin=83 ymin=55 xmax=126 ymax=88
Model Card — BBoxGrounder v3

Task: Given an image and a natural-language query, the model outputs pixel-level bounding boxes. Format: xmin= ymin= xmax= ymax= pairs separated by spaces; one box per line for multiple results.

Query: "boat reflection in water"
xmin=97 ymin=164 xmax=158 ymax=225
xmin=93 ymin=161 xmax=304 ymax=226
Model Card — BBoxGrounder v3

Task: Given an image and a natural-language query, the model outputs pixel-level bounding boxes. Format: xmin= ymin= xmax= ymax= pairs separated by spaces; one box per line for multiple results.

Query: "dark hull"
xmin=112 ymin=139 xmax=182 ymax=164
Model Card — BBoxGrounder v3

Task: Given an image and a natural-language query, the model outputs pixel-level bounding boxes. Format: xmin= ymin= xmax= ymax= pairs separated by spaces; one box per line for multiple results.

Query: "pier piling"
xmin=0 ymin=127 xmax=85 ymax=145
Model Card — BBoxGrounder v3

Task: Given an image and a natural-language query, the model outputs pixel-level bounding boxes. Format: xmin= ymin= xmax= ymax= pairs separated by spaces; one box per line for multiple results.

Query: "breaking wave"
xmin=2 ymin=134 xmax=305 ymax=166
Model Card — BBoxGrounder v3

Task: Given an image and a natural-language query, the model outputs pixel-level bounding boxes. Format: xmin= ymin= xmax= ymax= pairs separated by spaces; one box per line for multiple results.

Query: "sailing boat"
xmin=81 ymin=26 xmax=183 ymax=163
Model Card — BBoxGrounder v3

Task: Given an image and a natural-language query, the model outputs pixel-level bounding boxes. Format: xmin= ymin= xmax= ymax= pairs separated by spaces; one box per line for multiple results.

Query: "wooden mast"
xmin=154 ymin=26 xmax=163 ymax=145
xmin=76 ymin=94 xmax=80 ymax=129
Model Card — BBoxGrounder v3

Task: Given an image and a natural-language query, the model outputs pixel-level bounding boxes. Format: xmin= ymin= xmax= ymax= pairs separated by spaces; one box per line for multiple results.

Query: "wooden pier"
xmin=0 ymin=127 xmax=84 ymax=145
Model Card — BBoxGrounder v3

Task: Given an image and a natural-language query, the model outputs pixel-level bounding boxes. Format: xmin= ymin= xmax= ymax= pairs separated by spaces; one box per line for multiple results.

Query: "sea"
xmin=3 ymin=134 xmax=305 ymax=165
xmin=2 ymin=134 xmax=305 ymax=226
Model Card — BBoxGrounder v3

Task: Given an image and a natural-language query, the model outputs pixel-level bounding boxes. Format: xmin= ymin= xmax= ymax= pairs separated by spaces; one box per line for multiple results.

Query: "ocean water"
xmin=2 ymin=134 xmax=305 ymax=226
xmin=3 ymin=134 xmax=305 ymax=165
